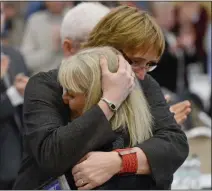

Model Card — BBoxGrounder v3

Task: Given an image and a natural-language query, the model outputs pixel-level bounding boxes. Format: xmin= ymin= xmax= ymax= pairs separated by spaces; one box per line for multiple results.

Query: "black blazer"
xmin=13 ymin=69 xmax=189 ymax=189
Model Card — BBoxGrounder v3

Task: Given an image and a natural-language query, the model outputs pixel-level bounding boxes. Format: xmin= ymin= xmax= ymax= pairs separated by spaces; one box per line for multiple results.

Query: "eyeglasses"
xmin=119 ymin=50 xmax=157 ymax=72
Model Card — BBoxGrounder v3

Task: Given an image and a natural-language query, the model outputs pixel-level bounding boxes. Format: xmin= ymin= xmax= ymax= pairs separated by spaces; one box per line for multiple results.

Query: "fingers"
xmin=75 ymin=178 xmax=89 ymax=188
xmin=73 ymin=172 xmax=82 ymax=182
xmin=100 ymin=56 xmax=109 ymax=75
xmin=165 ymin=94 xmax=171 ymax=103
xmin=170 ymin=100 xmax=191 ymax=125
xmin=117 ymin=55 xmax=128 ymax=72
xmin=175 ymin=107 xmax=191 ymax=125
xmin=125 ymin=58 xmax=132 ymax=74
xmin=72 ymin=164 xmax=80 ymax=175
xmin=170 ymin=100 xmax=191 ymax=113
xmin=129 ymin=75 xmax=136 ymax=92
xmin=78 ymin=183 xmax=94 ymax=190
xmin=176 ymin=115 xmax=188 ymax=125
xmin=72 ymin=153 xmax=92 ymax=175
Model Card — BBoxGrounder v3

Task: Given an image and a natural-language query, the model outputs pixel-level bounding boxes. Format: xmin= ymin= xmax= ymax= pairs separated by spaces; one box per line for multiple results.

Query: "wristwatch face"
xmin=110 ymin=103 xmax=116 ymax=111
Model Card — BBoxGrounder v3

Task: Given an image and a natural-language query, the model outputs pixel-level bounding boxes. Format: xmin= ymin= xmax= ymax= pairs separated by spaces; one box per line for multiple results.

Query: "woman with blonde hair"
xmin=68 ymin=5 xmax=189 ymax=190
xmin=14 ymin=4 xmax=189 ymax=190
xmin=58 ymin=46 xmax=153 ymax=147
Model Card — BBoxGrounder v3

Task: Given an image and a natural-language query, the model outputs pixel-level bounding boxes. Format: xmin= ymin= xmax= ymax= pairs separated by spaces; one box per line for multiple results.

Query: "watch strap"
xmin=100 ymin=97 xmax=117 ymax=112
xmin=115 ymin=148 xmax=138 ymax=174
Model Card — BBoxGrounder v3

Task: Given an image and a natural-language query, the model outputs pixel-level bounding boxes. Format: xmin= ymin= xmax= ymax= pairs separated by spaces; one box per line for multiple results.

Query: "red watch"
xmin=115 ymin=148 xmax=138 ymax=174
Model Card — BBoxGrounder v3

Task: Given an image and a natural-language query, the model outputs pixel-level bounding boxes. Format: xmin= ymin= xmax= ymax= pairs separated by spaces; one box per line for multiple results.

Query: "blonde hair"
xmin=58 ymin=46 xmax=153 ymax=146
xmin=83 ymin=5 xmax=165 ymax=59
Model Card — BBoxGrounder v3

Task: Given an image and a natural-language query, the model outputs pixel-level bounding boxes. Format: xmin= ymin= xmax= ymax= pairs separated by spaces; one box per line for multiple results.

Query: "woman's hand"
xmin=165 ymin=95 xmax=191 ymax=125
xmin=72 ymin=148 xmax=151 ymax=190
xmin=170 ymin=101 xmax=191 ymax=125
xmin=72 ymin=151 xmax=122 ymax=190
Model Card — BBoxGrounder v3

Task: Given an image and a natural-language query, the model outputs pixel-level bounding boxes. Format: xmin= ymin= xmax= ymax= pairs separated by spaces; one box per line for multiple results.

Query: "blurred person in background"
xmin=1 ymin=2 xmax=25 ymax=47
xmin=134 ymin=1 xmax=151 ymax=12
xmin=24 ymin=1 xmax=46 ymax=21
xmin=99 ymin=1 xmax=120 ymax=8
xmin=21 ymin=1 xmax=67 ymax=75
xmin=14 ymin=3 xmax=189 ymax=190
xmin=173 ymin=2 xmax=209 ymax=73
xmin=0 ymin=2 xmax=29 ymax=189
xmin=205 ymin=22 xmax=211 ymax=116
xmin=206 ymin=22 xmax=211 ymax=80
xmin=150 ymin=2 xmax=210 ymax=129
xmin=150 ymin=2 xmax=199 ymax=94
xmin=149 ymin=2 xmax=179 ymax=93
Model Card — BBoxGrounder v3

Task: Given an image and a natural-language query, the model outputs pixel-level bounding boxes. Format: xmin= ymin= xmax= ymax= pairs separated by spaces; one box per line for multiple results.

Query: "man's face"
xmin=122 ymin=48 xmax=159 ymax=80
xmin=62 ymin=39 xmax=85 ymax=57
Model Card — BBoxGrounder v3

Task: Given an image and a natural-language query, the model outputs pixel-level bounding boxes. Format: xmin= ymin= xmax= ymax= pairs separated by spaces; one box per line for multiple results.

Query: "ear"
xmin=62 ymin=92 xmax=69 ymax=105
xmin=62 ymin=38 xmax=75 ymax=57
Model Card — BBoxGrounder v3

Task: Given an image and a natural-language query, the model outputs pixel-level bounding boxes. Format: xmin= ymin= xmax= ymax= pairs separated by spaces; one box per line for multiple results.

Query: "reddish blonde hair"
xmin=83 ymin=5 xmax=165 ymax=59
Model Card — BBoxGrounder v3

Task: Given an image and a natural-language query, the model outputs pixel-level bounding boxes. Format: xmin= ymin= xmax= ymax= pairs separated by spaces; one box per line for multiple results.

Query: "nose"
xmin=134 ymin=68 xmax=146 ymax=80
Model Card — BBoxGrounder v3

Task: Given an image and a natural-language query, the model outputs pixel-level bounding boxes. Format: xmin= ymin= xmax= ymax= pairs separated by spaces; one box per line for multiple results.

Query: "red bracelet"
xmin=115 ymin=148 xmax=138 ymax=174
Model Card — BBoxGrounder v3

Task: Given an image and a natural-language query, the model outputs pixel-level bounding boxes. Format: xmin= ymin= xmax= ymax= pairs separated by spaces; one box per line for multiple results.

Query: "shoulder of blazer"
xmin=26 ymin=69 xmax=63 ymax=104
xmin=25 ymin=69 xmax=69 ymax=119
xmin=30 ymin=69 xmax=59 ymax=87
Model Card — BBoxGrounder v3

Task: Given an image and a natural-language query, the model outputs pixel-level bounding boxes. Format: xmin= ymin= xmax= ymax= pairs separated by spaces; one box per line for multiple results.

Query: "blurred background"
xmin=0 ymin=1 xmax=211 ymax=190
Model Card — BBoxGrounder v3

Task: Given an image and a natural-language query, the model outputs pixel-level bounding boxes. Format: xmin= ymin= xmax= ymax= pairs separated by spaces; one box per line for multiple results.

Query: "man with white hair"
xmin=60 ymin=2 xmax=110 ymax=56
xmin=14 ymin=2 xmax=189 ymax=189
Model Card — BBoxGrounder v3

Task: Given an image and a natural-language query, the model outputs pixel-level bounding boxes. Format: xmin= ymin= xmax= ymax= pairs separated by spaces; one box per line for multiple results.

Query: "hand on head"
xmin=100 ymin=54 xmax=135 ymax=108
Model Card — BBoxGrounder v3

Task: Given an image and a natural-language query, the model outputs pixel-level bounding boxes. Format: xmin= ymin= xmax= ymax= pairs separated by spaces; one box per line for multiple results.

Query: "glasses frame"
xmin=119 ymin=50 xmax=157 ymax=72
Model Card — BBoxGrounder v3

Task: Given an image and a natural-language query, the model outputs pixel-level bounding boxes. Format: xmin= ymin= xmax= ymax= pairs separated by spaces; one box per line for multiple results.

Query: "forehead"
xmin=127 ymin=47 xmax=159 ymax=62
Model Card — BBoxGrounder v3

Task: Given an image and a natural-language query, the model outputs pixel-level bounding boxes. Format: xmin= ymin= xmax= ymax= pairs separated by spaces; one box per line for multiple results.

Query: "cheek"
xmin=68 ymin=100 xmax=76 ymax=110
xmin=133 ymin=68 xmax=147 ymax=80
xmin=68 ymin=98 xmax=85 ymax=113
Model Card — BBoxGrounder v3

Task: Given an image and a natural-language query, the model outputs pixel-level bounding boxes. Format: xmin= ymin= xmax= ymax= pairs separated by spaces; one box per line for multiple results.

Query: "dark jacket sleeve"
xmin=0 ymin=80 xmax=16 ymax=120
xmin=23 ymin=71 xmax=116 ymax=176
xmin=137 ymin=74 xmax=189 ymax=187
xmin=0 ymin=92 xmax=16 ymax=120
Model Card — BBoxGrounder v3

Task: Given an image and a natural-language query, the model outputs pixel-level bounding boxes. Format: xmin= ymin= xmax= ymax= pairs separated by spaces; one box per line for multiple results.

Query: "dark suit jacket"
xmin=0 ymin=45 xmax=29 ymax=131
xmin=13 ymin=69 xmax=189 ymax=190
